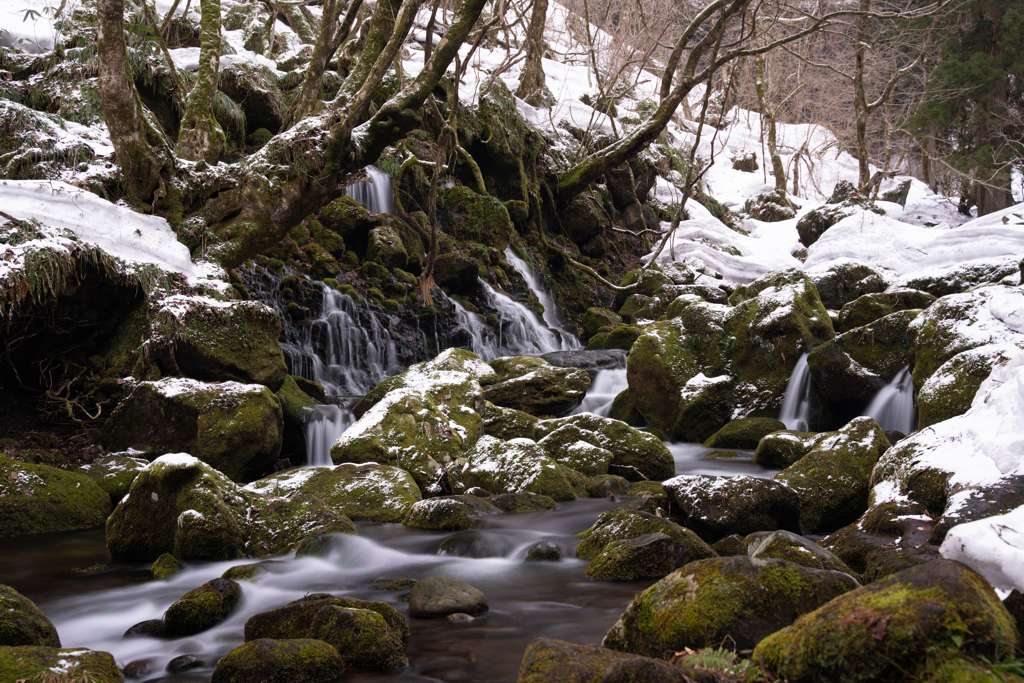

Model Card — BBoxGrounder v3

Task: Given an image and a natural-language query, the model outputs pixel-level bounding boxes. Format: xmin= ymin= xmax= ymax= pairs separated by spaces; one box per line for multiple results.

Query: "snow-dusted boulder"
xmin=534 ymin=413 xmax=675 ymax=481
xmin=447 ymin=436 xmax=581 ymax=501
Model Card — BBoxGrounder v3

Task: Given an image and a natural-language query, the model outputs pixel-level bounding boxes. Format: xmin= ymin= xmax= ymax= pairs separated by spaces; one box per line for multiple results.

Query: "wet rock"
xmin=489 ymin=492 xmax=557 ymax=513
xmin=526 ymin=542 xmax=562 ymax=562
xmin=432 ymin=253 xmax=479 ymax=292
xmin=518 ymin=638 xmax=688 ymax=683
xmin=0 ymin=583 xmax=60 ymax=647
xmin=609 ymin=389 xmax=645 ymax=427
xmin=75 ymin=452 xmax=148 ymax=505
xmin=534 ymin=413 xmax=674 ymax=482
xmin=541 ymin=349 xmax=628 ymax=380
xmin=836 ymin=288 xmax=935 ymax=332
xmin=663 ymin=474 xmax=801 ymax=542
xmin=122 ymin=659 xmax=152 ymax=679
xmin=537 ymin=427 xmax=614 ymax=477
xmin=294 ymin=533 xmax=335 ymax=558
xmin=151 ymin=553 xmax=181 ymax=580
xmin=588 ymin=324 xmax=643 ymax=351
xmin=408 ymin=576 xmax=488 ymax=618
xmin=753 ymin=430 xmax=827 ymax=468
xmin=0 ymin=454 xmax=111 ymax=538
xmin=774 ymin=417 xmax=891 ymax=534
xmin=402 ymin=495 xmax=501 ymax=531
xmin=483 ymin=357 xmax=590 ymax=416
xmin=580 ymin=309 xmax=624 ymax=339
xmin=439 ymin=186 xmax=513 ymax=251
xmin=703 ymin=417 xmax=786 ymax=449
xmin=438 ymin=531 xmax=510 ymax=558
xmin=211 ymin=638 xmax=345 ymax=683
xmin=245 ymin=594 xmax=407 ymax=669
xmin=585 ymin=474 xmax=631 ymax=498
xmin=275 ymin=375 xmax=318 ymax=464
xmin=245 ymin=494 xmax=356 ymax=557
xmin=366 ymin=224 xmax=408 ymax=269
xmin=447 ymin=437 xmax=580 ymax=501
xmin=222 ymin=563 xmax=270 ymax=581
xmin=819 ymin=503 xmax=940 ymax=582
xmin=480 ymin=401 xmax=538 ymax=441
xmin=123 ymin=620 xmax=167 ymax=639
xmin=710 ymin=534 xmax=744 ymax=557
xmin=744 ymin=530 xmax=855 ymax=575
xmin=584 ymin=532 xmax=716 ymax=582
xmin=0 ymin=646 xmax=122 ymax=683
xmin=806 ymin=261 xmax=890 ymax=311
xmin=446 ymin=612 xmax=475 ymax=623
xmin=100 ymin=378 xmax=284 ymax=483
xmin=167 ymin=654 xmax=205 ymax=673
xmin=164 ymin=578 xmax=241 ymax=636
xmin=754 ymin=560 xmax=1017 ymax=683
xmin=576 ymin=509 xmax=714 ymax=561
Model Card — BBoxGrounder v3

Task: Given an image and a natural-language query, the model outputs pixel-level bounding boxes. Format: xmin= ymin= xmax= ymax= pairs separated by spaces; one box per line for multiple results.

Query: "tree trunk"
xmin=515 ymin=0 xmax=549 ymax=107
xmin=755 ymin=55 xmax=786 ymax=192
xmin=97 ymin=0 xmax=175 ymax=206
xmin=175 ymin=0 xmax=226 ymax=162
xmin=852 ymin=0 xmax=871 ymax=190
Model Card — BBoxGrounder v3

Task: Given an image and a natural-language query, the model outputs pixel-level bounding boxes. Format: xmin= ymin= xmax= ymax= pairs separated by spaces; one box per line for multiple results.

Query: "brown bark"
xmin=515 ymin=0 xmax=549 ymax=107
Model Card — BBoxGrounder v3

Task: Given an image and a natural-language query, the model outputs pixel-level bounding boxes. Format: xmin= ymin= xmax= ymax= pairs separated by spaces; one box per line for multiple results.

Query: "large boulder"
xmin=76 ymin=452 xmax=148 ymax=504
xmin=806 ymin=261 xmax=890 ymax=311
xmin=0 ymin=584 xmax=60 ymax=647
xmin=836 ymin=288 xmax=935 ymax=332
xmin=602 ymin=556 xmax=859 ymax=656
xmin=244 ymin=594 xmax=407 ymax=669
xmin=703 ymin=417 xmax=786 ymax=449
xmin=663 ymin=474 xmax=801 ymax=542
xmin=149 ymin=295 xmax=288 ymax=390
xmin=917 ymin=343 xmax=1017 ymax=429
xmin=211 ymin=639 xmax=345 ymax=683
xmin=744 ymin=530 xmax=854 ymax=575
xmin=754 ymin=560 xmax=1019 ymax=683
xmin=534 ymin=413 xmax=675 ymax=481
xmin=402 ymin=495 xmax=501 ymax=531
xmin=0 ymin=455 xmax=111 ymax=537
xmin=366 ymin=224 xmax=408 ymax=269
xmin=447 ymin=437 xmax=580 ymax=501
xmin=100 ymin=378 xmax=284 ymax=483
xmin=479 ymin=401 xmax=538 ymax=441
xmin=439 ymin=186 xmax=514 ymax=251
xmin=0 ymin=647 xmax=122 ymax=683
xmin=576 ymin=509 xmax=714 ymax=561
xmin=518 ymin=638 xmax=688 ymax=683
xmin=820 ymin=503 xmax=940 ymax=583
xmin=164 ymin=578 xmax=242 ymax=636
xmin=753 ymin=430 xmax=829 ymax=468
xmin=408 ymin=576 xmax=488 ymax=618
xmin=483 ymin=357 xmax=590 ymax=416
xmin=584 ymin=532 xmax=717 ymax=581
xmin=774 ymin=417 xmax=891 ymax=534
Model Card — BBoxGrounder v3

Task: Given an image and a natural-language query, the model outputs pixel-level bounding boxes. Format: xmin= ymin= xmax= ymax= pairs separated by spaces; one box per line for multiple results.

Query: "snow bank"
xmin=941 ymin=505 xmax=1024 ymax=595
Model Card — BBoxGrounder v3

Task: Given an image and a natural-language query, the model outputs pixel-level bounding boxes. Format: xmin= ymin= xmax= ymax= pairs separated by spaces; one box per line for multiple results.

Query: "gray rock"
xmin=408 ymin=576 xmax=488 ymax=618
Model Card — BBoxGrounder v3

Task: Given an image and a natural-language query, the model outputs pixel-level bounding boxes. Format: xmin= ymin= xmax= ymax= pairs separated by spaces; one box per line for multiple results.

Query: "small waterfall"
xmin=572 ymin=368 xmax=628 ymax=416
xmin=863 ymin=366 xmax=915 ymax=434
xmin=344 ymin=165 xmax=394 ymax=214
xmin=303 ymin=405 xmax=354 ymax=467
xmin=503 ymin=247 xmax=581 ymax=350
xmin=779 ymin=353 xmax=813 ymax=431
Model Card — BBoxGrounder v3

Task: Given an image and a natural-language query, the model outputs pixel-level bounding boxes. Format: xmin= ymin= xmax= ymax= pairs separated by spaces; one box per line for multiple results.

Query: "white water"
xmin=503 ymin=247 xmax=581 ymax=351
xmin=303 ymin=405 xmax=355 ymax=467
xmin=779 ymin=353 xmax=813 ymax=431
xmin=572 ymin=368 xmax=628 ymax=416
xmin=863 ymin=366 xmax=915 ymax=434
xmin=344 ymin=165 xmax=393 ymax=214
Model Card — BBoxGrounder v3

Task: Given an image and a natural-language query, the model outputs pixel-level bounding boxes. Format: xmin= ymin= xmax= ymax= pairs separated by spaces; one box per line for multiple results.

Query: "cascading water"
xmin=863 ymin=366 xmax=915 ymax=434
xmin=503 ymin=247 xmax=581 ymax=350
xmin=572 ymin=367 xmax=628 ymax=416
xmin=344 ymin=165 xmax=394 ymax=214
xmin=779 ymin=353 xmax=813 ymax=431
xmin=303 ymin=405 xmax=354 ymax=467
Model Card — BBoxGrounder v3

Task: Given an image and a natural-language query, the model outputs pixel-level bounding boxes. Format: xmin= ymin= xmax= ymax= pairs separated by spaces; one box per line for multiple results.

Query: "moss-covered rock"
xmin=603 ymin=556 xmax=859 ymax=656
xmin=439 ymin=186 xmax=514 ymax=251
xmin=903 ymin=259 xmax=1021 ymax=297
xmin=585 ymin=474 xmax=631 ymax=498
xmin=836 ymin=289 xmax=935 ymax=332
xmin=537 ymin=426 xmax=614 ymax=477
xmin=753 ymin=430 xmax=828 ymax=468
xmin=588 ymin=324 xmax=643 ymax=351
xmin=211 ymin=638 xmax=345 ymax=683
xmin=582 ymin=307 xmax=623 ymax=338
xmin=244 ymin=594 xmax=407 ymax=669
xmin=807 ymin=261 xmax=890 ymax=311
xmin=408 ymin=575 xmax=488 ymax=617
xmin=164 ymin=577 xmax=241 ymax=636
xmin=479 ymin=400 xmax=538 ymax=440
xmin=744 ymin=530 xmax=854 ymax=575
xmin=518 ymin=638 xmax=688 ymax=683
xmin=367 ymin=224 xmax=408 ymax=269
xmin=576 ymin=509 xmax=714 ymax=560
xmin=585 ymin=531 xmax=718 ymax=581
xmin=275 ymin=375 xmax=319 ymax=461
xmin=151 ymin=553 xmax=181 ymax=580
xmin=0 ymin=584 xmax=60 ymax=647
xmin=482 ymin=362 xmax=590 ymax=416
xmin=218 ymin=62 xmax=287 ymax=134
xmin=0 ymin=455 xmax=111 ymax=537
xmin=525 ymin=543 xmax=562 ymax=562
xmin=448 ymin=436 xmax=580 ymax=501
xmin=774 ymin=417 xmax=890 ymax=534
xmin=917 ymin=344 xmax=1015 ymax=429
xmin=796 ymin=200 xmax=882 ymax=248
xmin=245 ymin=494 xmax=356 ymax=558
xmin=100 ymin=378 xmax=284 ymax=483
xmin=489 ymin=492 xmax=557 ymax=513
xmin=0 ymin=646 xmax=122 ymax=683
xmin=663 ymin=474 xmax=801 ymax=542
xmin=754 ymin=559 xmax=1019 ymax=683
xmin=534 ymin=413 xmax=675 ymax=482
xmin=609 ymin=389 xmax=646 ymax=427
xmin=703 ymin=417 xmax=786 ymax=449
xmin=402 ymin=495 xmax=501 ymax=531
xmin=744 ymin=190 xmax=797 ymax=222
xmin=76 ymin=452 xmax=148 ymax=505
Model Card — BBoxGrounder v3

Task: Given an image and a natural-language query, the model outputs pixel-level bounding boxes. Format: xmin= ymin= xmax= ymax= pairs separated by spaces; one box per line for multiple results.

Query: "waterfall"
xmin=442 ymin=281 xmax=562 ymax=360
xmin=779 ymin=353 xmax=813 ymax=431
xmin=863 ymin=366 xmax=915 ymax=434
xmin=344 ymin=165 xmax=394 ymax=214
xmin=303 ymin=405 xmax=355 ymax=467
xmin=503 ymin=247 xmax=582 ymax=350
xmin=572 ymin=368 xmax=628 ymax=416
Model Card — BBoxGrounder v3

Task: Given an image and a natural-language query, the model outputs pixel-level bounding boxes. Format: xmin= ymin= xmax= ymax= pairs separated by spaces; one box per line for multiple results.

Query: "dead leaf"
xmin=838 ymin=606 xmax=890 ymax=641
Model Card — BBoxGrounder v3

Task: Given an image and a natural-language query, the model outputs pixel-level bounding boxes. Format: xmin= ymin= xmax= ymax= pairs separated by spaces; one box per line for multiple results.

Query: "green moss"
xmin=0 ymin=584 xmax=60 ymax=647
xmin=0 ymin=455 xmax=111 ymax=538
xmin=164 ymin=578 xmax=242 ymax=636
xmin=577 ymin=509 xmax=712 ymax=560
xmin=212 ymin=638 xmax=346 ymax=682
xmin=0 ymin=646 xmax=122 ymax=683
xmin=76 ymin=452 xmax=148 ymax=504
xmin=402 ymin=495 xmax=501 ymax=531
xmin=152 ymin=553 xmax=181 ymax=580
xmin=704 ymin=417 xmax=786 ymax=449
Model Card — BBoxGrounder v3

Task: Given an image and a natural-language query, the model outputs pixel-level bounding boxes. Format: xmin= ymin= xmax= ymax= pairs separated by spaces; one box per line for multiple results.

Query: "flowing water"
xmin=571 ymin=368 xmax=628 ymax=416
xmin=6 ymin=453 xmax=778 ymax=683
xmin=779 ymin=353 xmax=813 ymax=431
xmin=863 ymin=366 xmax=915 ymax=434
xmin=502 ymin=248 xmax=581 ymax=351
xmin=345 ymin=165 xmax=394 ymax=215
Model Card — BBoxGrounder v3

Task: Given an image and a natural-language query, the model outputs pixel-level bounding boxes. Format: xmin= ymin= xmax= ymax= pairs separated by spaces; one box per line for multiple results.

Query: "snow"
xmin=940 ymin=505 xmax=1024 ymax=595
xmin=149 ymin=453 xmax=202 ymax=469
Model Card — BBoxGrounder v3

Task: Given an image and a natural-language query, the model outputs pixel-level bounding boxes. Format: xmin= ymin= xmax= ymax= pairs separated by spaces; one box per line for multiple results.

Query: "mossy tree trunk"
xmin=176 ymin=0 xmax=226 ymax=162
xmin=755 ymin=54 xmax=787 ymax=193
xmin=515 ymin=0 xmax=549 ymax=107
xmin=97 ymin=0 xmax=176 ymax=207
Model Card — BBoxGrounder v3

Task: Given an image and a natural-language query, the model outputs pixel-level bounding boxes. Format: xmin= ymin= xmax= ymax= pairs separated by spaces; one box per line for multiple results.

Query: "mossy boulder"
xmin=561 ymin=192 xmax=609 ymax=245
xmin=247 ymin=463 xmax=421 ymax=523
xmin=0 ymin=455 xmax=111 ymax=537
xmin=602 ymin=556 xmax=859 ymax=657
xmin=663 ymin=474 xmax=801 ymax=542
xmin=489 ymin=492 xmax=558 ymax=513
xmin=244 ymin=494 xmax=357 ymax=558
xmin=703 ymin=417 xmax=786 ymax=449
xmin=774 ymin=417 xmax=891 ymax=534
xmin=744 ymin=530 xmax=854 ymax=575
xmin=744 ymin=190 xmax=797 ymax=222
xmin=0 ymin=647 xmax=122 ymax=683
xmin=754 ymin=559 xmax=1019 ymax=683
xmin=432 ymin=252 xmax=480 ymax=292
xmin=753 ymin=430 xmax=829 ymax=468
xmin=479 ymin=401 xmax=538 ymax=440
xmin=615 ymin=267 xmax=674 ymax=309
xmin=796 ymin=200 xmax=882 ymax=248
xmin=408 ymin=575 xmax=488 ymax=617
xmin=151 ymin=553 xmax=181 ymax=580
xmin=402 ymin=495 xmax=501 ymax=531
xmin=609 ymin=389 xmax=645 ymax=427
xmin=903 ymin=259 xmax=1021 ymax=297
xmin=366 ymin=224 xmax=408 ymax=269
xmin=836 ymin=288 xmax=935 ymax=332
xmin=577 ymin=509 xmax=714 ymax=561
xmin=76 ymin=452 xmax=148 ymax=504
xmin=585 ymin=531 xmax=718 ymax=582
xmin=482 ymin=361 xmax=590 ymax=416
xmin=447 ymin=436 xmax=580 ymax=501
xmin=211 ymin=638 xmax=345 ymax=683
xmin=244 ymin=594 xmax=407 ymax=669
xmin=164 ymin=577 xmax=242 ymax=636
xmin=149 ymin=297 xmax=288 ymax=391
xmin=582 ymin=307 xmax=623 ymax=338
xmin=588 ymin=324 xmax=643 ymax=351
xmin=807 ymin=261 xmax=890 ymax=310
xmin=100 ymin=378 xmax=284 ymax=483
xmin=534 ymin=413 xmax=675 ymax=482
xmin=275 ymin=375 xmax=319 ymax=461
xmin=518 ymin=638 xmax=687 ymax=683
xmin=0 ymin=584 xmax=60 ymax=647
xmin=218 ymin=62 xmax=287 ymax=134
xmin=440 ymin=186 xmax=514 ymax=251
xmin=917 ymin=344 xmax=1015 ymax=429
xmin=585 ymin=474 xmax=631 ymax=498
xmin=537 ymin=426 xmax=614 ymax=477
